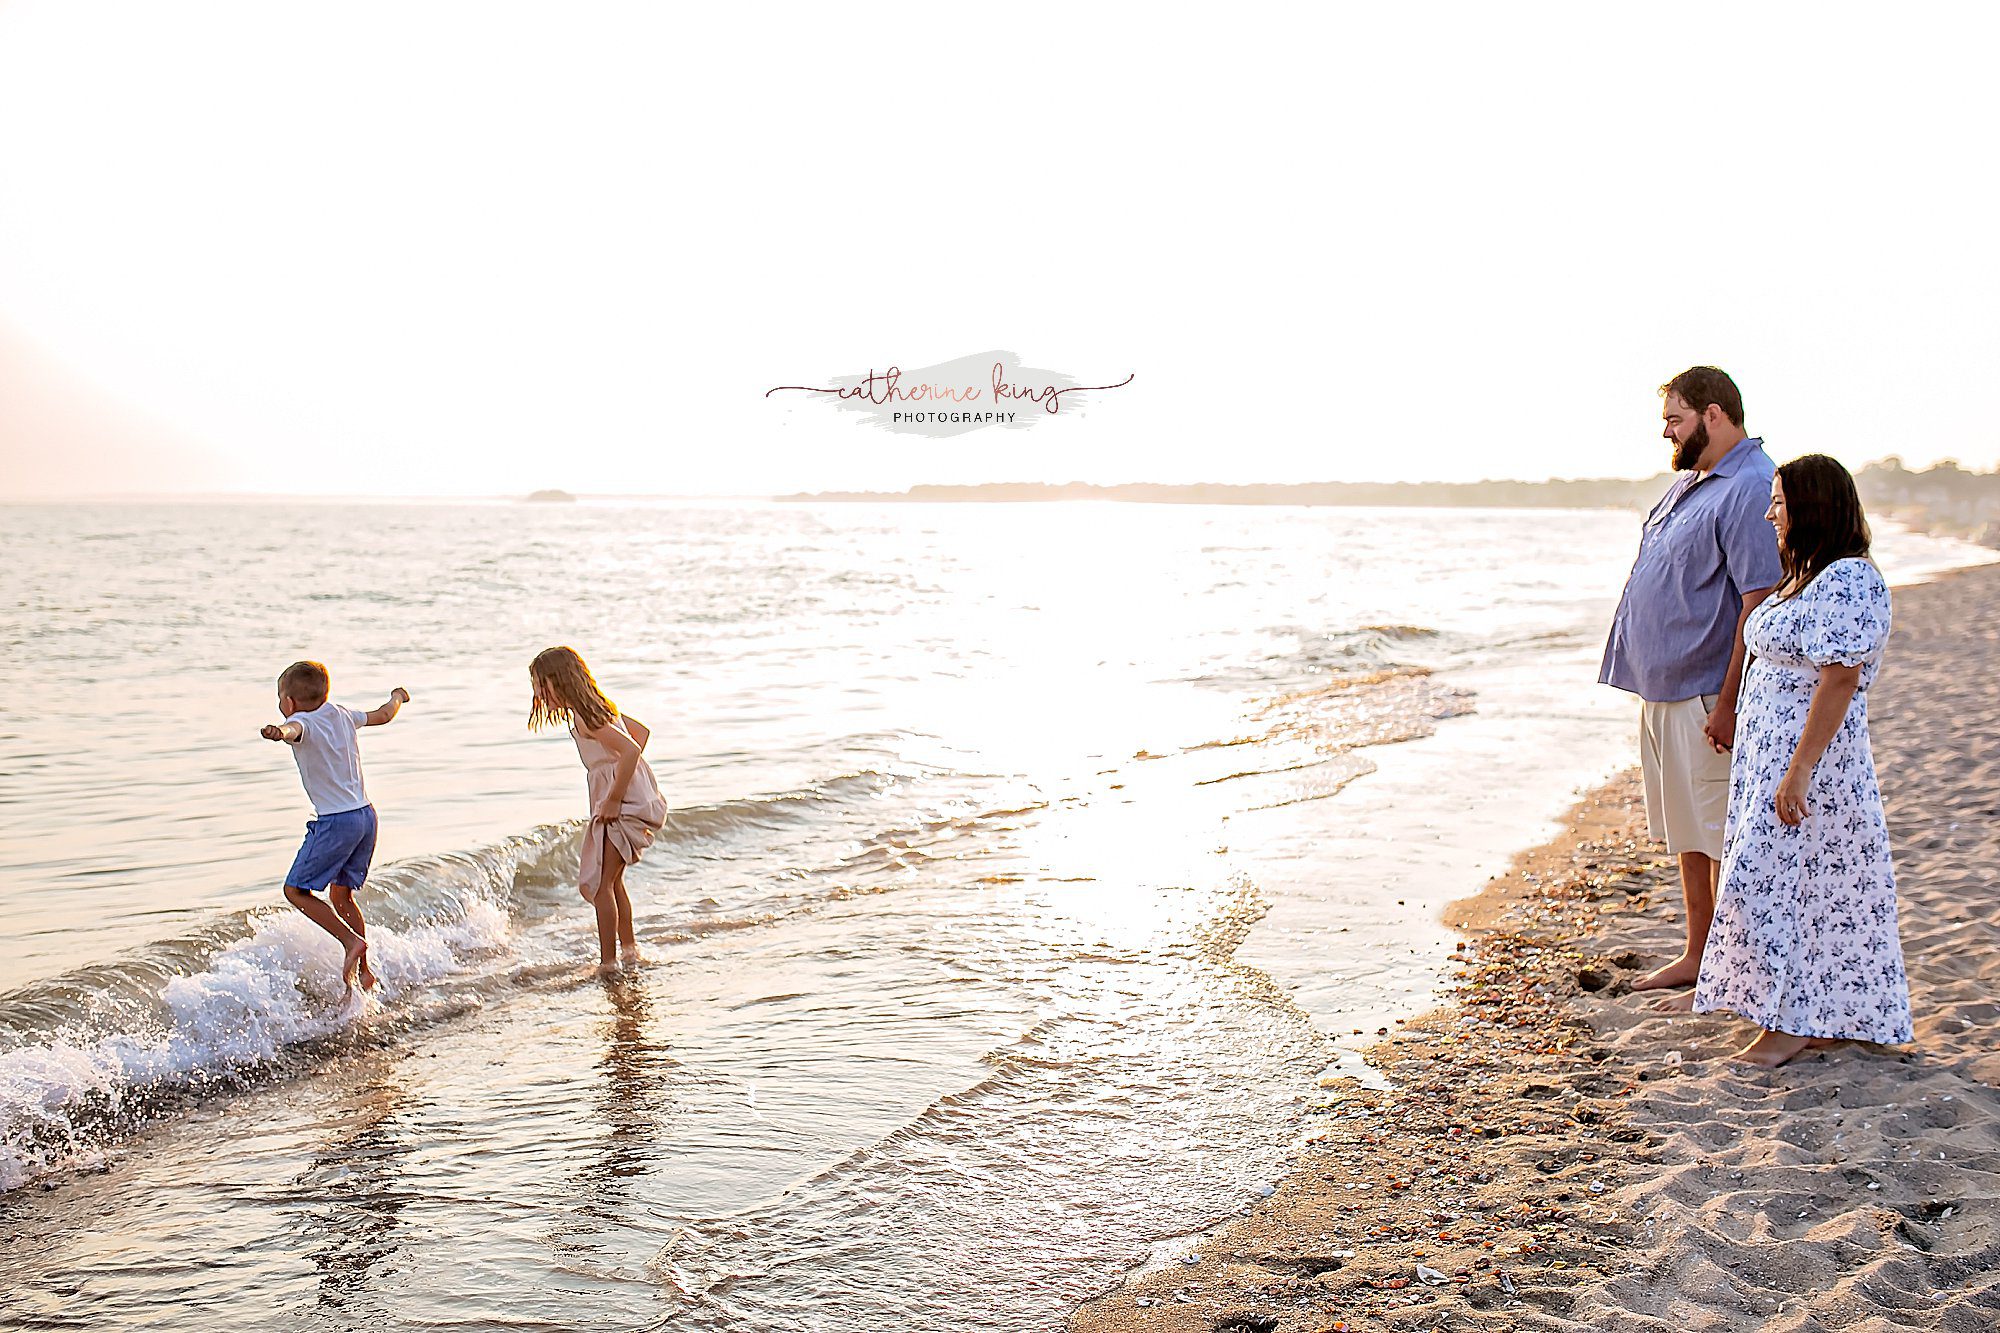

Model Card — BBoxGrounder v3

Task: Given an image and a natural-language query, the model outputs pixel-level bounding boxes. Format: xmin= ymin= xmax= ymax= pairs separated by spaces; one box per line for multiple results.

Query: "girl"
xmin=529 ymin=646 xmax=668 ymax=970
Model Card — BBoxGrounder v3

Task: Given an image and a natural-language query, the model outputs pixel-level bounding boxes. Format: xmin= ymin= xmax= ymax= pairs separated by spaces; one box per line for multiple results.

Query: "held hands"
xmin=1774 ymin=770 xmax=1811 ymax=826
xmin=391 ymin=687 xmax=411 ymax=704
xmin=1703 ymin=703 xmax=1737 ymax=753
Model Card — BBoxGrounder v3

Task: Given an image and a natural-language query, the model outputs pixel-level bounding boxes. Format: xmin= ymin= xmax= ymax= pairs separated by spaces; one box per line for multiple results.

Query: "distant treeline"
xmin=1857 ymin=458 xmax=2000 ymax=547
xmin=779 ymin=478 xmax=1674 ymax=508
xmin=779 ymin=460 xmax=2000 ymax=547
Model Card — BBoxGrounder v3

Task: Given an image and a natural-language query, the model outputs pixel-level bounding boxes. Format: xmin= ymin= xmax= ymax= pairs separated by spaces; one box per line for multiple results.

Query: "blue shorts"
xmin=286 ymin=804 xmax=378 ymax=894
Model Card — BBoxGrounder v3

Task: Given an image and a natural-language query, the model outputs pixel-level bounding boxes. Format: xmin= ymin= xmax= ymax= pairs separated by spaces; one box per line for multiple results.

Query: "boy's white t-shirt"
xmin=288 ymin=702 xmax=371 ymax=816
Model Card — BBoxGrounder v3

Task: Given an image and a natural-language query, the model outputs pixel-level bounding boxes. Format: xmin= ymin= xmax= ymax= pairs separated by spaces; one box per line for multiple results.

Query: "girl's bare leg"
xmin=609 ymin=862 xmax=639 ymax=960
xmin=328 ymin=885 xmax=377 ymax=990
xmin=592 ymin=868 xmax=621 ymax=970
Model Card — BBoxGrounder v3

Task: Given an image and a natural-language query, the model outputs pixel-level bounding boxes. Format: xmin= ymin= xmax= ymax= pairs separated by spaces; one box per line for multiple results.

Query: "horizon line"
xmin=3 ymin=455 xmax=1981 ymax=504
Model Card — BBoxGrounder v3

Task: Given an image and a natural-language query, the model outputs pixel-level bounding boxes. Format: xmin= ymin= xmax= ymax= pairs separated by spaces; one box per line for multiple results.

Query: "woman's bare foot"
xmin=1629 ymin=953 xmax=1702 ymax=991
xmin=619 ymin=946 xmax=644 ymax=968
xmin=1649 ymin=990 xmax=1698 ymax=1014
xmin=1729 ymin=1028 xmax=1815 ymax=1067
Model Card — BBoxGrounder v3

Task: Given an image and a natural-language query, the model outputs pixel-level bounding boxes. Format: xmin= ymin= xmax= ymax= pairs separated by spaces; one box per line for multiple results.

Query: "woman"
xmin=1690 ymin=453 xmax=1911 ymax=1066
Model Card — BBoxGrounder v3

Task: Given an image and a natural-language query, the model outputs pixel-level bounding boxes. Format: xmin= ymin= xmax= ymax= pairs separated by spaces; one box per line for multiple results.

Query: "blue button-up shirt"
xmin=1600 ymin=437 xmax=1785 ymax=703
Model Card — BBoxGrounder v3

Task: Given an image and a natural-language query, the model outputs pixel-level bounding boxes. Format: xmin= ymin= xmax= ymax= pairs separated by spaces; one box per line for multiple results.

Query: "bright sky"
xmin=1 ymin=1 xmax=1995 ymax=498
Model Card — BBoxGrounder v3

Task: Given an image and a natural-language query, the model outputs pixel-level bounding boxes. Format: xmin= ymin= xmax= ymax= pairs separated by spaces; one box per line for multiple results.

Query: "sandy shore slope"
xmin=1070 ymin=563 xmax=2000 ymax=1332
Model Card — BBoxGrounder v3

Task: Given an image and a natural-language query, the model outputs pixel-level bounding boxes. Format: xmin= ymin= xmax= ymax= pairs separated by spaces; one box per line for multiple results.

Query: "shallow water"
xmin=0 ymin=499 xmax=1988 ymax=1329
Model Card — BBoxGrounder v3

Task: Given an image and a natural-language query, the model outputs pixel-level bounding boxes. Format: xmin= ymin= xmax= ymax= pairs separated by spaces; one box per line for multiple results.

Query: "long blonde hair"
xmin=528 ymin=646 xmax=618 ymax=732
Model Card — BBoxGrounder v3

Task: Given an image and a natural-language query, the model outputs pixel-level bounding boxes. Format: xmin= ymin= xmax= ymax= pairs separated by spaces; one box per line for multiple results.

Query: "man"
xmin=1600 ymin=366 xmax=1783 ymax=992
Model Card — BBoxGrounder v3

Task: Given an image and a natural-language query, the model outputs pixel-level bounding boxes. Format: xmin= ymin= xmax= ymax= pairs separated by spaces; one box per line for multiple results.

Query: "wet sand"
xmin=1071 ymin=562 xmax=2000 ymax=1332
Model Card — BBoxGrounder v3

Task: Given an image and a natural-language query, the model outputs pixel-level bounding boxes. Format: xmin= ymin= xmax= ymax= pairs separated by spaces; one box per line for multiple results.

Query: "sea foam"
xmin=0 ymin=874 xmax=518 ymax=1192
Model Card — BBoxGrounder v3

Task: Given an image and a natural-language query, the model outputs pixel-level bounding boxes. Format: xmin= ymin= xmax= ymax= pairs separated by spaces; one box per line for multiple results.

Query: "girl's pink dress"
xmin=571 ymin=718 xmax=668 ymax=902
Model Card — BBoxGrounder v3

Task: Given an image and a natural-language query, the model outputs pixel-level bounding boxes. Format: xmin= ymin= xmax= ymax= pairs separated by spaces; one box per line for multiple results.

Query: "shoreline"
xmin=1071 ymin=775 xmax=1668 ymax=1331
xmin=1224 ymin=642 xmax=1631 ymax=1087
xmin=1072 ymin=562 xmax=2000 ymax=1331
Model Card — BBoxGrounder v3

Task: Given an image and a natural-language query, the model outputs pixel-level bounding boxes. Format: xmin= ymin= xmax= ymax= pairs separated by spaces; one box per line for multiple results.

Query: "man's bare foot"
xmin=1629 ymin=954 xmax=1703 ymax=992
xmin=1729 ymin=1028 xmax=1814 ymax=1067
xmin=1649 ymin=990 xmax=1698 ymax=1014
xmin=356 ymin=942 xmax=379 ymax=992
xmin=619 ymin=946 xmax=643 ymax=968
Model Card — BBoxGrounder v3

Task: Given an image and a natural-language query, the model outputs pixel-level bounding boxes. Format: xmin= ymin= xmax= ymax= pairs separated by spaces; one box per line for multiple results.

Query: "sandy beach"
xmin=1071 ymin=562 xmax=2000 ymax=1332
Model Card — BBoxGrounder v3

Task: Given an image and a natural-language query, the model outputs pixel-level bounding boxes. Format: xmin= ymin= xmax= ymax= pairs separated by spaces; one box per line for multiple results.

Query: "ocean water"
xmin=0 ymin=499 xmax=1988 ymax=1330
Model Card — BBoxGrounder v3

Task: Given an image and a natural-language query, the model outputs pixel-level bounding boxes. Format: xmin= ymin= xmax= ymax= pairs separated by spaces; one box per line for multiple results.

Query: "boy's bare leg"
xmin=1630 ymin=851 xmax=1716 ymax=991
xmin=284 ymin=885 xmax=367 ymax=995
xmin=328 ymin=886 xmax=377 ymax=990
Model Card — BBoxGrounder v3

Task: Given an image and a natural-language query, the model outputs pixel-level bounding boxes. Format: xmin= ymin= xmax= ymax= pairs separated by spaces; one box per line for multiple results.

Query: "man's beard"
xmin=1673 ymin=418 xmax=1709 ymax=470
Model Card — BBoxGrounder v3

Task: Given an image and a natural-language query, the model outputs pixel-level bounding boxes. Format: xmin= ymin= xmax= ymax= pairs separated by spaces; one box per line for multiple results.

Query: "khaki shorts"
xmin=1639 ymin=693 xmax=1730 ymax=860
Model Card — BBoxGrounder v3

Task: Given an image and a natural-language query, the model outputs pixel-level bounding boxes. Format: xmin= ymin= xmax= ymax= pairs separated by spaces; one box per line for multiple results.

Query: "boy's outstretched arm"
xmin=261 ymin=721 xmax=304 ymax=743
xmin=364 ymin=687 xmax=412 ymax=727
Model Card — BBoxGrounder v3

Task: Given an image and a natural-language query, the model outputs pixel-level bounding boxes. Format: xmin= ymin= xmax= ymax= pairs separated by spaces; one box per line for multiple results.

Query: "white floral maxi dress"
xmin=1693 ymin=557 xmax=1912 ymax=1043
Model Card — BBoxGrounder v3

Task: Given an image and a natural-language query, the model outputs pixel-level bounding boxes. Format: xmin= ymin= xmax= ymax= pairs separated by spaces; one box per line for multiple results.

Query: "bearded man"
xmin=1600 ymin=366 xmax=1784 ymax=992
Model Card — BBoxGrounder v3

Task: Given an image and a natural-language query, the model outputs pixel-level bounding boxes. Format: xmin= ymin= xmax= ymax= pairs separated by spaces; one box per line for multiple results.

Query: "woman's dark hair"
xmin=1775 ymin=453 xmax=1871 ymax=598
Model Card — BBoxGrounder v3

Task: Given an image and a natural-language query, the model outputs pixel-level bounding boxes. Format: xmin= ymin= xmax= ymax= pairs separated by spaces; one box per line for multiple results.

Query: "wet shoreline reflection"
xmin=288 ymin=1065 xmax=427 ymax=1314
xmin=548 ymin=971 xmax=683 ymax=1278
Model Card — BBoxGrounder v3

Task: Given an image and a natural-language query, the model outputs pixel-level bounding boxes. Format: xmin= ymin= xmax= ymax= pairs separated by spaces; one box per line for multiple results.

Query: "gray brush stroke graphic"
xmin=773 ymin=350 xmax=1125 ymax=438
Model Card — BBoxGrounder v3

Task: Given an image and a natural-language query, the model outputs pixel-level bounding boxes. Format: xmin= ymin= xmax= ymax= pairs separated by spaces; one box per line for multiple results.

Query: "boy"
xmin=260 ymin=660 xmax=410 ymax=996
